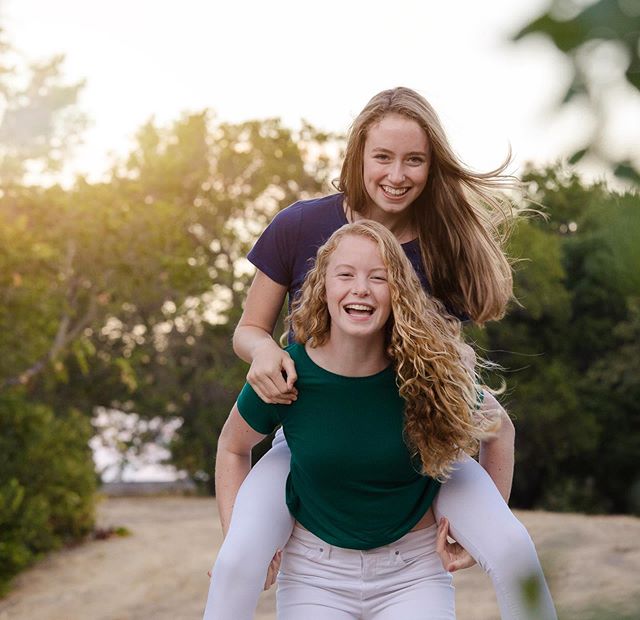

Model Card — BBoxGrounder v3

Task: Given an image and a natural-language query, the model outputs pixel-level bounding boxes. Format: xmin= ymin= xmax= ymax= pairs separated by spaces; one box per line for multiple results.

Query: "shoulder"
xmin=272 ymin=193 xmax=343 ymax=227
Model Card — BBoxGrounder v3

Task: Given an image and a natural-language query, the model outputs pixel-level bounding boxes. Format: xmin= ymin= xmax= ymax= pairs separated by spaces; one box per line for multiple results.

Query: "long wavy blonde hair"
xmin=338 ymin=86 xmax=519 ymax=324
xmin=288 ymin=221 xmax=498 ymax=480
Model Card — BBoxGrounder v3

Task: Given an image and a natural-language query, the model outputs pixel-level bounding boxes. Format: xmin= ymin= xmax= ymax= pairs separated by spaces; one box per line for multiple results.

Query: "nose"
xmin=387 ymin=161 xmax=406 ymax=185
xmin=351 ymin=276 xmax=370 ymax=296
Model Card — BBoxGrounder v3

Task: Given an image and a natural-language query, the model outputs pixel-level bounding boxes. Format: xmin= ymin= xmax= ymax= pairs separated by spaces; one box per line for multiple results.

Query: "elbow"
xmin=217 ymin=425 xmax=245 ymax=459
xmin=495 ymin=408 xmax=515 ymax=447
xmin=482 ymin=399 xmax=515 ymax=447
xmin=231 ymin=325 xmax=242 ymax=357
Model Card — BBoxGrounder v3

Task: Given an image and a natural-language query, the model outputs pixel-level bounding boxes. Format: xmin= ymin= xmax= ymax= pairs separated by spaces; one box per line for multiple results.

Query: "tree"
xmin=472 ymin=164 xmax=640 ymax=512
xmin=0 ymin=35 xmax=87 ymax=185
xmin=9 ymin=112 xmax=338 ymax=491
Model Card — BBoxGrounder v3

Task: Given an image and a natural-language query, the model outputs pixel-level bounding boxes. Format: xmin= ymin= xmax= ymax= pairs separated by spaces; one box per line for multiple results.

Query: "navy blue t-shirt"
xmin=247 ymin=193 xmax=431 ymax=316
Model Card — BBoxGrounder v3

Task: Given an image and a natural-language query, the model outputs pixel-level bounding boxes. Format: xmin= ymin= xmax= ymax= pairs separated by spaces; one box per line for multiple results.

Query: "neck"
xmin=306 ymin=332 xmax=389 ymax=377
xmin=347 ymin=203 xmax=415 ymax=244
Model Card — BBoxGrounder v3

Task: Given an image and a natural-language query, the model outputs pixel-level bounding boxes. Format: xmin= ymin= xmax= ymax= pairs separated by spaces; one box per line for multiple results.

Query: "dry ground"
xmin=0 ymin=496 xmax=639 ymax=620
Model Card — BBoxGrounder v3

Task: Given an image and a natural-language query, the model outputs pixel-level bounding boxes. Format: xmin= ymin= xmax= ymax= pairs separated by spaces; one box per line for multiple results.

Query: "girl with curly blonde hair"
xmin=205 ymin=87 xmax=557 ymax=620
xmin=290 ymin=221 xmax=492 ymax=482
xmin=205 ymin=222 xmax=556 ymax=619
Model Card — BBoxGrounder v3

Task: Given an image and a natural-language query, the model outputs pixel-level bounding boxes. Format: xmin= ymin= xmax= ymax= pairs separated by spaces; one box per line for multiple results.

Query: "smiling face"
xmin=324 ymin=235 xmax=392 ymax=343
xmin=362 ymin=112 xmax=430 ymax=221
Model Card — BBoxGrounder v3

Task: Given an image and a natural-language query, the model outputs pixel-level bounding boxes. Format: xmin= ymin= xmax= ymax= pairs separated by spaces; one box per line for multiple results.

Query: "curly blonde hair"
xmin=288 ymin=221 xmax=497 ymax=480
xmin=338 ymin=86 xmax=519 ymax=324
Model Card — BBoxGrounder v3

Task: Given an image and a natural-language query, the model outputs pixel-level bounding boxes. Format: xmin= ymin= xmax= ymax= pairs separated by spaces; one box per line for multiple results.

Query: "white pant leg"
xmin=433 ymin=456 xmax=557 ymax=620
xmin=203 ymin=433 xmax=294 ymax=620
xmin=277 ymin=526 xmax=454 ymax=620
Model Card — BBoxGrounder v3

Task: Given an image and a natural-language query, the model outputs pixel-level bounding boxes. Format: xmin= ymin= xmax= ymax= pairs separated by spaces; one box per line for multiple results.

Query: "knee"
xmin=486 ymin=518 xmax=540 ymax=574
xmin=212 ymin=538 xmax=264 ymax=585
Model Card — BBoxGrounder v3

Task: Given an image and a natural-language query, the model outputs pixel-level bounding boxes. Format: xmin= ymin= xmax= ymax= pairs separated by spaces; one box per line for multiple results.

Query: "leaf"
xmin=613 ymin=161 xmax=640 ymax=184
xmin=569 ymin=148 xmax=589 ymax=164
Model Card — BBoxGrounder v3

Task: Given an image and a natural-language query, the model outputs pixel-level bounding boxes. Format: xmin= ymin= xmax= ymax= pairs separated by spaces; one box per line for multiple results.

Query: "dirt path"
xmin=0 ymin=497 xmax=639 ymax=619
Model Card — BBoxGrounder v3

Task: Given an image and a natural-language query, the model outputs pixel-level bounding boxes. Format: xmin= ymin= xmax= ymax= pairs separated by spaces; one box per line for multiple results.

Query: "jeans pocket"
xmin=396 ymin=546 xmax=437 ymax=567
xmin=282 ymin=538 xmax=323 ymax=569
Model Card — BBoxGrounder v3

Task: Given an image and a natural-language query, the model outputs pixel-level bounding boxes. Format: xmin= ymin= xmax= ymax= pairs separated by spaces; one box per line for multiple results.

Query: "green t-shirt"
xmin=236 ymin=343 xmax=440 ymax=550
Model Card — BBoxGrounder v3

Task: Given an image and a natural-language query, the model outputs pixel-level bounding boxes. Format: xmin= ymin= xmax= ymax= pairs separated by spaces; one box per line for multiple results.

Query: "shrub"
xmin=0 ymin=392 xmax=96 ymax=594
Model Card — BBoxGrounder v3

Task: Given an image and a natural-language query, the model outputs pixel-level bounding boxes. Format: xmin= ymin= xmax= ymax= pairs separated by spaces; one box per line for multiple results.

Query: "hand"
xmin=263 ymin=549 xmax=282 ymax=590
xmin=436 ymin=517 xmax=477 ymax=572
xmin=247 ymin=340 xmax=298 ymax=404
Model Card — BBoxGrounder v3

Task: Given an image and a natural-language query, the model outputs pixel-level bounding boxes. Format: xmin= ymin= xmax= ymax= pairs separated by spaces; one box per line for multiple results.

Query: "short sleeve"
xmin=236 ymin=383 xmax=281 ymax=435
xmin=247 ymin=205 xmax=302 ymax=287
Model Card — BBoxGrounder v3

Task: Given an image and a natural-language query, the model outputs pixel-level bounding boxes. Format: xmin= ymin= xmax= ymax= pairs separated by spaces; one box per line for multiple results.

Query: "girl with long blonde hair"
xmin=204 ymin=87 xmax=557 ymax=619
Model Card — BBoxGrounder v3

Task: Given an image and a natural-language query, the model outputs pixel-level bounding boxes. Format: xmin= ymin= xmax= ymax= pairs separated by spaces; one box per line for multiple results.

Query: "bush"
xmin=0 ymin=392 xmax=96 ymax=594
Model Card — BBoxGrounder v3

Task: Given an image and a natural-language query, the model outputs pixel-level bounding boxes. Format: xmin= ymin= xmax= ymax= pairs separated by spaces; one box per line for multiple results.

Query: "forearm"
xmin=215 ymin=445 xmax=252 ymax=537
xmin=232 ymin=324 xmax=278 ymax=365
xmin=478 ymin=393 xmax=515 ymax=502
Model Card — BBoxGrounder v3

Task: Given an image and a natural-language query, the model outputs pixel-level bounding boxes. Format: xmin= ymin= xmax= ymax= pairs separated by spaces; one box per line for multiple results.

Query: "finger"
xmin=246 ymin=377 xmax=272 ymax=404
xmin=263 ymin=564 xmax=277 ymax=590
xmin=264 ymin=571 xmax=275 ymax=590
xmin=263 ymin=563 xmax=275 ymax=590
xmin=436 ymin=518 xmax=448 ymax=554
xmin=251 ymin=378 xmax=293 ymax=404
xmin=264 ymin=394 xmax=296 ymax=405
xmin=448 ymin=559 xmax=467 ymax=572
xmin=274 ymin=549 xmax=283 ymax=570
xmin=281 ymin=357 xmax=298 ymax=392
xmin=270 ymin=369 xmax=291 ymax=396
xmin=267 ymin=390 xmax=297 ymax=405
xmin=456 ymin=555 xmax=477 ymax=571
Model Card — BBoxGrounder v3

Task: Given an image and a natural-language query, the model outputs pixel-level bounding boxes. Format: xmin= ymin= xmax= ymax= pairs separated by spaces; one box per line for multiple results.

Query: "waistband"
xmin=289 ymin=523 xmax=438 ymax=560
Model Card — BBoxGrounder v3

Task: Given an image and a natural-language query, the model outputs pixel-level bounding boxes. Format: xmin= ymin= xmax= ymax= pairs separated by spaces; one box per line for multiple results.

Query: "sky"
xmin=0 ymin=0 xmax=595 ymax=184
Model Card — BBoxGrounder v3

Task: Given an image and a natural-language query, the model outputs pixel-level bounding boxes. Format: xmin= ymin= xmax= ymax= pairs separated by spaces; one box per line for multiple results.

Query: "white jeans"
xmin=203 ymin=430 xmax=557 ymax=620
xmin=277 ymin=524 xmax=455 ymax=619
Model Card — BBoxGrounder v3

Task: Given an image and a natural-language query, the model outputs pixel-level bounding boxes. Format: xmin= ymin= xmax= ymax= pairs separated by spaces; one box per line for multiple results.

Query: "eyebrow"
xmin=332 ymin=263 xmax=387 ymax=272
xmin=370 ymin=146 xmax=428 ymax=157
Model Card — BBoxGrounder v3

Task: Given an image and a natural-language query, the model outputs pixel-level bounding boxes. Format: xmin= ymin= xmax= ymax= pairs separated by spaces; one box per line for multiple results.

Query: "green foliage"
xmin=476 ymin=165 xmax=640 ymax=513
xmin=1 ymin=104 xmax=335 ymax=494
xmin=0 ymin=392 xmax=96 ymax=593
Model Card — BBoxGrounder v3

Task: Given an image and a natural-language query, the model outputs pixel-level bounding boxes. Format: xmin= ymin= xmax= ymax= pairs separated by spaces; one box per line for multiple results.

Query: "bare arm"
xmin=233 ymin=270 xmax=298 ymax=404
xmin=478 ymin=391 xmax=515 ymax=503
xmin=215 ymin=404 xmax=268 ymax=536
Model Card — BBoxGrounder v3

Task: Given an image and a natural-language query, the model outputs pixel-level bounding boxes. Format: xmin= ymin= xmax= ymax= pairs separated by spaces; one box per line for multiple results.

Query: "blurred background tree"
xmin=468 ymin=165 xmax=640 ymax=514
xmin=0 ymin=33 xmax=87 ymax=185
xmin=514 ymin=0 xmax=640 ymax=181
xmin=0 ymin=32 xmax=337 ymax=588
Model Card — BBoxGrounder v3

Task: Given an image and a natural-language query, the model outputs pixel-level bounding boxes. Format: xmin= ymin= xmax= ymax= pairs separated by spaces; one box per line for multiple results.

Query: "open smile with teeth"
xmin=381 ymin=185 xmax=410 ymax=197
xmin=344 ymin=304 xmax=375 ymax=316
